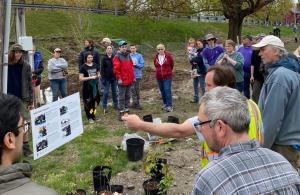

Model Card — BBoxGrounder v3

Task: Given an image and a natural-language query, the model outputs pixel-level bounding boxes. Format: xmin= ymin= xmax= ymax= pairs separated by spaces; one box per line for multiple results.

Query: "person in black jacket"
xmin=78 ymin=39 xmax=100 ymax=70
xmin=100 ymin=45 xmax=118 ymax=114
xmin=190 ymin=39 xmax=206 ymax=103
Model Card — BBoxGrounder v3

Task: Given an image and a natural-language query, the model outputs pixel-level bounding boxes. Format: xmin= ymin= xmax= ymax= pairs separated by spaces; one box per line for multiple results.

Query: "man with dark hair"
xmin=78 ymin=39 xmax=100 ymax=70
xmin=205 ymin=65 xmax=236 ymax=91
xmin=0 ymin=94 xmax=57 ymax=195
xmin=191 ymin=87 xmax=300 ymax=194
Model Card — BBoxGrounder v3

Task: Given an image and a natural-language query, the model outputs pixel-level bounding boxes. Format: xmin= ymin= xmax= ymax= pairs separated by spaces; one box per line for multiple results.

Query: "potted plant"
xmin=143 ymin=151 xmax=173 ymax=194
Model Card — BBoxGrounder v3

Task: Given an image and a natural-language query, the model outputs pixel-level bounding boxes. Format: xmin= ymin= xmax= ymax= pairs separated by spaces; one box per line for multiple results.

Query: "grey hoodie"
xmin=0 ymin=163 xmax=57 ymax=195
xmin=259 ymin=57 xmax=300 ymax=148
xmin=48 ymin=57 xmax=68 ymax=80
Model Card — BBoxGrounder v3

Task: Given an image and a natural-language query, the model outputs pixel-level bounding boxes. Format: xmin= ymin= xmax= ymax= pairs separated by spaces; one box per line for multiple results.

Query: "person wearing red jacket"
xmin=113 ymin=40 xmax=134 ymax=120
xmin=154 ymin=43 xmax=174 ymax=112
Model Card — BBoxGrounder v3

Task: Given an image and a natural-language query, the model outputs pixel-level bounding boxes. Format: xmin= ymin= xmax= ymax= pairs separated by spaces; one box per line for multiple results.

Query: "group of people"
xmin=77 ymin=38 xmax=146 ymax=123
xmin=186 ymin=33 xmax=267 ymax=103
xmin=122 ymin=34 xmax=300 ymax=194
xmin=1 ymin=33 xmax=300 ymax=194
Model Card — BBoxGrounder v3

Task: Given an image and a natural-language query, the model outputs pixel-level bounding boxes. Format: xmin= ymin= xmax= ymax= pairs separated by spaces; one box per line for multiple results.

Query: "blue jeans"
xmin=235 ymin=81 xmax=244 ymax=93
xmin=101 ymin=78 xmax=118 ymax=109
xmin=243 ymin=72 xmax=251 ymax=99
xmin=193 ymin=75 xmax=205 ymax=102
xmin=157 ymin=79 xmax=172 ymax=107
xmin=50 ymin=78 xmax=67 ymax=102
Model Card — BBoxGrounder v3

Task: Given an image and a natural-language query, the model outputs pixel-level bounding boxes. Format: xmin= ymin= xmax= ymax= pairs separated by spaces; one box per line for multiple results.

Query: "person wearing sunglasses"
xmin=201 ymin=33 xmax=224 ymax=70
xmin=191 ymin=87 xmax=300 ymax=195
xmin=153 ymin=43 xmax=174 ymax=112
xmin=0 ymin=93 xmax=57 ymax=195
xmin=48 ymin=48 xmax=68 ymax=102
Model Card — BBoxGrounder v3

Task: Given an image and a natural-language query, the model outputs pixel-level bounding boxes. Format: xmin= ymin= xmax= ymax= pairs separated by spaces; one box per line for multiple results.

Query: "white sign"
xmin=30 ymin=93 xmax=83 ymax=160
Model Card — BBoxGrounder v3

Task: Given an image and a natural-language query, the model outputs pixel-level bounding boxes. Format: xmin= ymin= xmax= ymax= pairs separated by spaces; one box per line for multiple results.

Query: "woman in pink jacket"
xmin=153 ymin=43 xmax=174 ymax=112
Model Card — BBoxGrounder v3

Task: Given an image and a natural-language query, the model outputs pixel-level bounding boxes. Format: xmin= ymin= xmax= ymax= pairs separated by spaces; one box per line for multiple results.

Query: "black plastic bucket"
xmin=110 ymin=185 xmax=124 ymax=193
xmin=143 ymin=114 xmax=153 ymax=122
xmin=167 ymin=116 xmax=179 ymax=124
xmin=143 ymin=179 xmax=160 ymax=195
xmin=92 ymin=166 xmax=112 ymax=193
xmin=126 ymin=138 xmax=145 ymax=161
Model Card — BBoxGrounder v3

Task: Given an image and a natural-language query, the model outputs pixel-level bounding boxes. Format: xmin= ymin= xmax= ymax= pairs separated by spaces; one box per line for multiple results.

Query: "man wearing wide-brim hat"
xmin=202 ymin=33 xmax=224 ymax=69
xmin=253 ymin=35 xmax=300 ymax=172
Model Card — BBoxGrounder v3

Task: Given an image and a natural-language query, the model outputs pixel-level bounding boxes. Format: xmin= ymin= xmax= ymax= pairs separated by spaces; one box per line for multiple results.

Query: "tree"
xmin=221 ymin=0 xmax=275 ymax=42
xmin=251 ymin=0 xmax=293 ymax=23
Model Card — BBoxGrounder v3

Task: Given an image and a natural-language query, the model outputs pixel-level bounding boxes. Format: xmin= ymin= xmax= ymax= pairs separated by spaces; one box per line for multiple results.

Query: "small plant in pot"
xmin=143 ymin=151 xmax=173 ymax=194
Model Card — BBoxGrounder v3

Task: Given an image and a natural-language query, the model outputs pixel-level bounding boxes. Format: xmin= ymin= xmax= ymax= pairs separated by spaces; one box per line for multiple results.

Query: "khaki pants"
xmin=271 ymin=144 xmax=300 ymax=174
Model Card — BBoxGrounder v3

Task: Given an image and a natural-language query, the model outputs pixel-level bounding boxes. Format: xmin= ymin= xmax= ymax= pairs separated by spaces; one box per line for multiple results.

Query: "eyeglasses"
xmin=194 ymin=120 xmax=212 ymax=131
xmin=55 ymin=51 xmax=61 ymax=53
xmin=17 ymin=120 xmax=31 ymax=134
xmin=157 ymin=48 xmax=163 ymax=51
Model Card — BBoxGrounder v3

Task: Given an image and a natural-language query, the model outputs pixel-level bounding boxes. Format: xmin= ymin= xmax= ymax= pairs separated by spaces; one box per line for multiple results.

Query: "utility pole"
xmin=0 ymin=1 xmax=4 ymax=93
xmin=1 ymin=0 xmax=12 ymax=94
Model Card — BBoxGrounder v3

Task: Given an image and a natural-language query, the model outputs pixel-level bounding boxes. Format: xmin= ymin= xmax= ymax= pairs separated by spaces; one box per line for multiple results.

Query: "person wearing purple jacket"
xmin=238 ymin=35 xmax=253 ymax=99
xmin=202 ymin=34 xmax=224 ymax=68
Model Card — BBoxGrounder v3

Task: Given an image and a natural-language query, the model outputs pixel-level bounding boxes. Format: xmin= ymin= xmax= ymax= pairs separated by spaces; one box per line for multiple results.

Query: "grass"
xmin=29 ymin=120 xmax=128 ymax=194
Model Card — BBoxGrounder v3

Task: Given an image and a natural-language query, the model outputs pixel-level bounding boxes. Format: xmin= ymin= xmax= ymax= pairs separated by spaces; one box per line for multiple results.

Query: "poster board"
xmin=30 ymin=93 xmax=83 ymax=160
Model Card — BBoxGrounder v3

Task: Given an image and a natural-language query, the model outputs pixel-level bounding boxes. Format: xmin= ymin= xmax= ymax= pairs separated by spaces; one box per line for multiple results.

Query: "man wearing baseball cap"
xmin=113 ymin=40 xmax=134 ymax=120
xmin=253 ymin=35 xmax=300 ymax=172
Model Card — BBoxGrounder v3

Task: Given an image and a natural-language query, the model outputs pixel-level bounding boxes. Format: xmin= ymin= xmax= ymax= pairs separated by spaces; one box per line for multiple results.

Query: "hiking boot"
xmin=133 ymin=104 xmax=143 ymax=110
xmin=88 ymin=119 xmax=95 ymax=124
xmin=119 ymin=111 xmax=125 ymax=121
xmin=161 ymin=105 xmax=167 ymax=111
xmin=190 ymin=100 xmax=198 ymax=103
xmin=165 ymin=106 xmax=173 ymax=112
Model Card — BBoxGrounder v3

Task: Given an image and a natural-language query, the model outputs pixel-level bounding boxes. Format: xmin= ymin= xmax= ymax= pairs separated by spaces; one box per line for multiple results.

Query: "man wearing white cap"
xmin=253 ymin=35 xmax=300 ymax=172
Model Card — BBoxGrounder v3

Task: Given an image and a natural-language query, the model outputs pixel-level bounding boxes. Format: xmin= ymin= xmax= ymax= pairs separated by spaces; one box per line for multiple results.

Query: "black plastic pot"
xmin=126 ymin=138 xmax=145 ymax=161
xmin=143 ymin=114 xmax=153 ymax=122
xmin=93 ymin=165 xmax=112 ymax=193
xmin=151 ymin=158 xmax=167 ymax=182
xmin=110 ymin=185 xmax=124 ymax=193
xmin=167 ymin=116 xmax=179 ymax=124
xmin=143 ymin=179 xmax=160 ymax=195
xmin=75 ymin=189 xmax=86 ymax=195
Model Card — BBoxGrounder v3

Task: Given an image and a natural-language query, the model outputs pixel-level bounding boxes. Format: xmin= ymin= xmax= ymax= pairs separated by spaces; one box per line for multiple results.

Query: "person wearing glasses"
xmin=7 ymin=43 xmax=33 ymax=157
xmin=154 ymin=43 xmax=174 ymax=112
xmin=48 ymin=48 xmax=68 ymax=102
xmin=122 ymin=65 xmax=262 ymax=168
xmin=201 ymin=34 xmax=224 ymax=69
xmin=191 ymin=87 xmax=300 ymax=195
xmin=0 ymin=93 xmax=57 ymax=195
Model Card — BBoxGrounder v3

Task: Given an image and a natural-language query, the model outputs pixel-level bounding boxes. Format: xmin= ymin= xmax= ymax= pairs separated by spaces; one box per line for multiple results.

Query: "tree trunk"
xmin=228 ymin=16 xmax=243 ymax=43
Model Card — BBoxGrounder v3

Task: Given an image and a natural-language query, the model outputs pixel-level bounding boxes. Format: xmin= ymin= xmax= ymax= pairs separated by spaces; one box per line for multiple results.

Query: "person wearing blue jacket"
xmin=253 ymin=35 xmax=300 ymax=171
xmin=32 ymin=46 xmax=44 ymax=106
xmin=129 ymin=45 xmax=144 ymax=110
